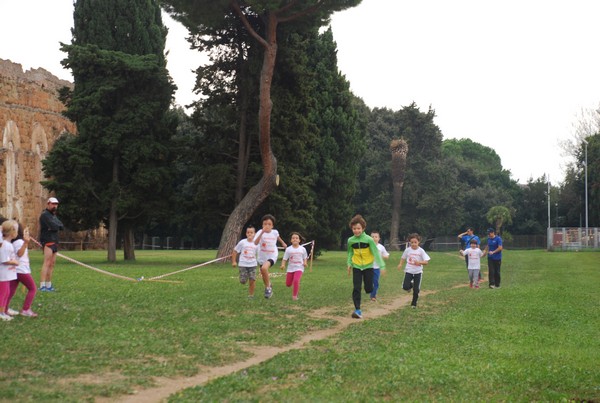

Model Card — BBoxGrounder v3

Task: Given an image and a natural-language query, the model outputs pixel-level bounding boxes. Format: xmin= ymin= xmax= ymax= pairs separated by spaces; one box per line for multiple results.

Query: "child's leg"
xmin=292 ymin=271 xmax=303 ymax=298
xmin=352 ymin=268 xmax=363 ymax=310
xmin=19 ymin=274 xmax=37 ymax=310
xmin=411 ymin=273 xmax=422 ymax=306
xmin=286 ymin=272 xmax=294 ymax=288
xmin=370 ymin=269 xmax=380 ymax=299
xmin=473 ymin=269 xmax=480 ymax=288
xmin=0 ymin=281 xmax=10 ymax=311
xmin=6 ymin=279 xmax=19 ymax=311
xmin=363 ymin=268 xmax=374 ymax=295
xmin=402 ymin=273 xmax=413 ymax=291
xmin=248 ymin=267 xmax=256 ymax=297
xmin=260 ymin=261 xmax=273 ymax=288
xmin=468 ymin=269 xmax=474 ymax=286
xmin=239 ymin=267 xmax=248 ymax=285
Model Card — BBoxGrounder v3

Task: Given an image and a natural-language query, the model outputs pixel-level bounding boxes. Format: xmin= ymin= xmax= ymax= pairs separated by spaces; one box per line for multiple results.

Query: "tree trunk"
xmin=217 ymin=12 xmax=279 ymax=260
xmin=107 ymin=156 xmax=119 ymax=262
xmin=235 ymin=77 xmax=250 ymax=205
xmin=389 ymin=139 xmax=408 ymax=251
xmin=123 ymin=224 xmax=136 ymax=261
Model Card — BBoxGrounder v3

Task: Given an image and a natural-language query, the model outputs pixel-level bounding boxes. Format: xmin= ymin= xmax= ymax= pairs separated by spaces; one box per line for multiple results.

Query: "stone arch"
xmin=31 ymin=122 xmax=49 ymax=155
xmin=31 ymin=122 xmax=49 ymax=204
xmin=3 ymin=121 xmax=21 ymax=218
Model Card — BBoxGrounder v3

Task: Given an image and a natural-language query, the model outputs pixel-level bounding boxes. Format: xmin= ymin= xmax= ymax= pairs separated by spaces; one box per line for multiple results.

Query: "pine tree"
xmin=43 ymin=0 xmax=176 ymax=261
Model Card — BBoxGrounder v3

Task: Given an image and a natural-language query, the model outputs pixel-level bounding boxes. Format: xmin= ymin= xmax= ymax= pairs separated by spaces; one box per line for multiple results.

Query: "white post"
xmin=584 ymin=139 xmax=589 ymax=237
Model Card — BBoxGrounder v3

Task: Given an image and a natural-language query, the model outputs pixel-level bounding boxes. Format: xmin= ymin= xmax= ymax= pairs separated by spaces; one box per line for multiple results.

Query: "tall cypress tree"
xmin=43 ymin=0 xmax=176 ymax=261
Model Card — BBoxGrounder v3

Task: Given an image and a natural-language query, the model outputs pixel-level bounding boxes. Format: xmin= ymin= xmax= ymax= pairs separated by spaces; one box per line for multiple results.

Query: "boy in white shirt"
xmin=232 ymin=226 xmax=259 ymax=298
xmin=460 ymin=238 xmax=484 ymax=289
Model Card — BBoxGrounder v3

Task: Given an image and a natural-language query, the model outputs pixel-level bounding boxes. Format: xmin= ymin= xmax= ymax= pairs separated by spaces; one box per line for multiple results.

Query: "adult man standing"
xmin=39 ymin=197 xmax=64 ymax=292
xmin=484 ymin=228 xmax=503 ymax=289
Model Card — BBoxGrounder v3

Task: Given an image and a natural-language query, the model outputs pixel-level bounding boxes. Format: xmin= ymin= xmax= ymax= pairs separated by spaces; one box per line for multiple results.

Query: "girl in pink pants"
xmin=7 ymin=223 xmax=37 ymax=317
xmin=280 ymin=233 xmax=308 ymax=300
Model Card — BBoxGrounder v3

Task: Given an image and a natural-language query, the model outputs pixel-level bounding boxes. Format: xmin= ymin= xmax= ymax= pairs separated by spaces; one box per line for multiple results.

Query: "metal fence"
xmin=547 ymin=227 xmax=600 ymax=251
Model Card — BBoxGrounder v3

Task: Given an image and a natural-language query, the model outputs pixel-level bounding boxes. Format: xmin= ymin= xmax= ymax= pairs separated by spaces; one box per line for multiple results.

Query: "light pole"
xmin=583 ymin=139 xmax=588 ymax=232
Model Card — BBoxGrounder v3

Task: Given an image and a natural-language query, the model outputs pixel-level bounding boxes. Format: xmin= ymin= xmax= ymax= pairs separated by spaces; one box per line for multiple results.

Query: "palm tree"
xmin=389 ymin=138 xmax=409 ymax=250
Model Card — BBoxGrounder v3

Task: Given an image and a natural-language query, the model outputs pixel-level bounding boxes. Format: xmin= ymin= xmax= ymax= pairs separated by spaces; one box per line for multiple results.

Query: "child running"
xmin=460 ymin=238 xmax=484 ymax=289
xmin=6 ymin=223 xmax=38 ymax=317
xmin=346 ymin=214 xmax=385 ymax=319
xmin=369 ymin=231 xmax=389 ymax=302
xmin=254 ymin=214 xmax=287 ymax=299
xmin=232 ymin=226 xmax=259 ymax=299
xmin=280 ymin=232 xmax=308 ymax=300
xmin=398 ymin=233 xmax=431 ymax=309
xmin=0 ymin=220 xmax=19 ymax=322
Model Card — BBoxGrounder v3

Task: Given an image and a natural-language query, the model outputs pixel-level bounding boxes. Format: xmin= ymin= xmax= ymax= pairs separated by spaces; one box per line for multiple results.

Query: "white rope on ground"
xmin=30 ymin=237 xmax=317 ymax=282
xmin=145 ymin=255 xmax=232 ymax=281
xmin=30 ymin=237 xmax=138 ymax=282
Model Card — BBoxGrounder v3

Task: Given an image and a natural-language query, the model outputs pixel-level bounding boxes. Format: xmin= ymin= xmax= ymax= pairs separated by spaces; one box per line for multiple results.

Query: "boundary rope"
xmin=31 ymin=237 xmax=138 ymax=282
xmin=29 ymin=237 xmax=318 ymax=282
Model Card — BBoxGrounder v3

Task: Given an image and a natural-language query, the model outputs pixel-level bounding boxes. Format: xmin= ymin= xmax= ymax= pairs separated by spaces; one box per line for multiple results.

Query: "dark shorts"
xmin=44 ymin=243 xmax=58 ymax=253
xmin=260 ymin=259 xmax=275 ymax=268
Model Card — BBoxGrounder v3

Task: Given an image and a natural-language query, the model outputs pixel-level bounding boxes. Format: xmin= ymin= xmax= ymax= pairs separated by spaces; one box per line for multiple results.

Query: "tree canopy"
xmin=43 ymin=0 xmax=176 ymax=261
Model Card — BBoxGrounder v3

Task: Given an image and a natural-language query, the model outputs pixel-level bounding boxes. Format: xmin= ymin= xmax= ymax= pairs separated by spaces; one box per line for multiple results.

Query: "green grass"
xmin=1 ymin=249 xmax=599 ymax=401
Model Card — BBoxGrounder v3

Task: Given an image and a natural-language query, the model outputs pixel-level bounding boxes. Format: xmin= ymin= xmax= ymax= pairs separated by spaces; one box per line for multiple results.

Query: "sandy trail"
xmin=102 ymin=287 xmax=448 ymax=403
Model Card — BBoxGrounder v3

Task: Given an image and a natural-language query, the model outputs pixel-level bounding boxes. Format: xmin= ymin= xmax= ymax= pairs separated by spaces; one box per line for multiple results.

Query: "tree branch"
xmin=278 ymin=0 xmax=324 ymax=23
xmin=229 ymin=0 xmax=269 ymax=49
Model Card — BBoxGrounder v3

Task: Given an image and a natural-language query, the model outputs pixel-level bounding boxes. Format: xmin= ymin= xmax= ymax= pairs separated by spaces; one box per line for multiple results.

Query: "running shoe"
xmin=20 ymin=309 xmax=38 ymax=317
xmin=0 ymin=313 xmax=13 ymax=321
xmin=351 ymin=309 xmax=362 ymax=319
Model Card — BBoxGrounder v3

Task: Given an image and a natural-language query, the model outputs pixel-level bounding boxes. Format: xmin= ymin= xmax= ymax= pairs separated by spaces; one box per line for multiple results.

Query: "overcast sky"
xmin=2 ymin=0 xmax=599 ymax=184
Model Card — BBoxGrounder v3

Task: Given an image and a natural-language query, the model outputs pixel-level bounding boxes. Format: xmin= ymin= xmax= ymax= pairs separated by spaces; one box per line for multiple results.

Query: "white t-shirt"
xmin=0 ymin=240 xmax=17 ymax=281
xmin=282 ymin=245 xmax=308 ymax=273
xmin=234 ymin=238 xmax=258 ymax=267
xmin=374 ymin=243 xmax=389 ymax=269
xmin=255 ymin=229 xmax=280 ymax=264
xmin=461 ymin=247 xmax=483 ymax=271
xmin=13 ymin=239 xmax=31 ymax=274
xmin=401 ymin=246 xmax=431 ymax=274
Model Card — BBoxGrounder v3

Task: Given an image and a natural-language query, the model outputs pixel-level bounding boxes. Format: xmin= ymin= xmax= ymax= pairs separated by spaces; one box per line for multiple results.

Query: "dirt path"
xmin=104 ymin=289 xmax=440 ymax=403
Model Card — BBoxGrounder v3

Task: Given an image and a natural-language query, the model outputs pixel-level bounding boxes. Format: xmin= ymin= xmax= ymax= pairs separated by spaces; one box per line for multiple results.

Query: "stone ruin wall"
xmin=0 ymin=59 xmax=105 ymax=248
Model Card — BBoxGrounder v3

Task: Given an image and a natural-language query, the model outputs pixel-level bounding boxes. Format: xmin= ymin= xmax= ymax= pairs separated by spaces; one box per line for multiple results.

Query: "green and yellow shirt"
xmin=347 ymin=233 xmax=386 ymax=270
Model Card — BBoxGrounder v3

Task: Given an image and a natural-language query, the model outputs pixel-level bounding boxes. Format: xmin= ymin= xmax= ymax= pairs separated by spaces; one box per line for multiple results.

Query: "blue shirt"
xmin=487 ymin=236 xmax=503 ymax=261
xmin=462 ymin=234 xmax=480 ymax=248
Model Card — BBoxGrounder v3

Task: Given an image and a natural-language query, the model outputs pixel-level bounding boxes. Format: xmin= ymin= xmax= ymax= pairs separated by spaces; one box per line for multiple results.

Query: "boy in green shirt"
xmin=347 ymin=214 xmax=385 ymax=319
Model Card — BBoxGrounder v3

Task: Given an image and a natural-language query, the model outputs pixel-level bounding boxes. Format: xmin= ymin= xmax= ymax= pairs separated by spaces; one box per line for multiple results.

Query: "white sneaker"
xmin=0 ymin=313 xmax=14 ymax=321
xmin=6 ymin=308 xmax=19 ymax=316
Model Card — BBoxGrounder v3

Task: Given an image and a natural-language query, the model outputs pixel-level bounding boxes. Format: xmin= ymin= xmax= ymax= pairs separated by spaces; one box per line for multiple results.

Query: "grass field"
xmin=1 ymin=248 xmax=598 ymax=402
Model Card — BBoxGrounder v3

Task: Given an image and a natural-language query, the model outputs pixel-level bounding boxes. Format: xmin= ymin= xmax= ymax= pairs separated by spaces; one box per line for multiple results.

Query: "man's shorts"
xmin=44 ymin=242 xmax=58 ymax=253
xmin=239 ymin=266 xmax=257 ymax=283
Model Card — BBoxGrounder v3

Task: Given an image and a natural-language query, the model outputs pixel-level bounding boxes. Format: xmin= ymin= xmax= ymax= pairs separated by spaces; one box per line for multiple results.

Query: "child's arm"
xmin=397 ymin=258 xmax=406 ymax=270
xmin=254 ymin=230 xmax=263 ymax=245
xmin=280 ymin=259 xmax=287 ymax=271
xmin=277 ymin=236 xmax=287 ymax=249
xmin=231 ymin=250 xmax=238 ymax=267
